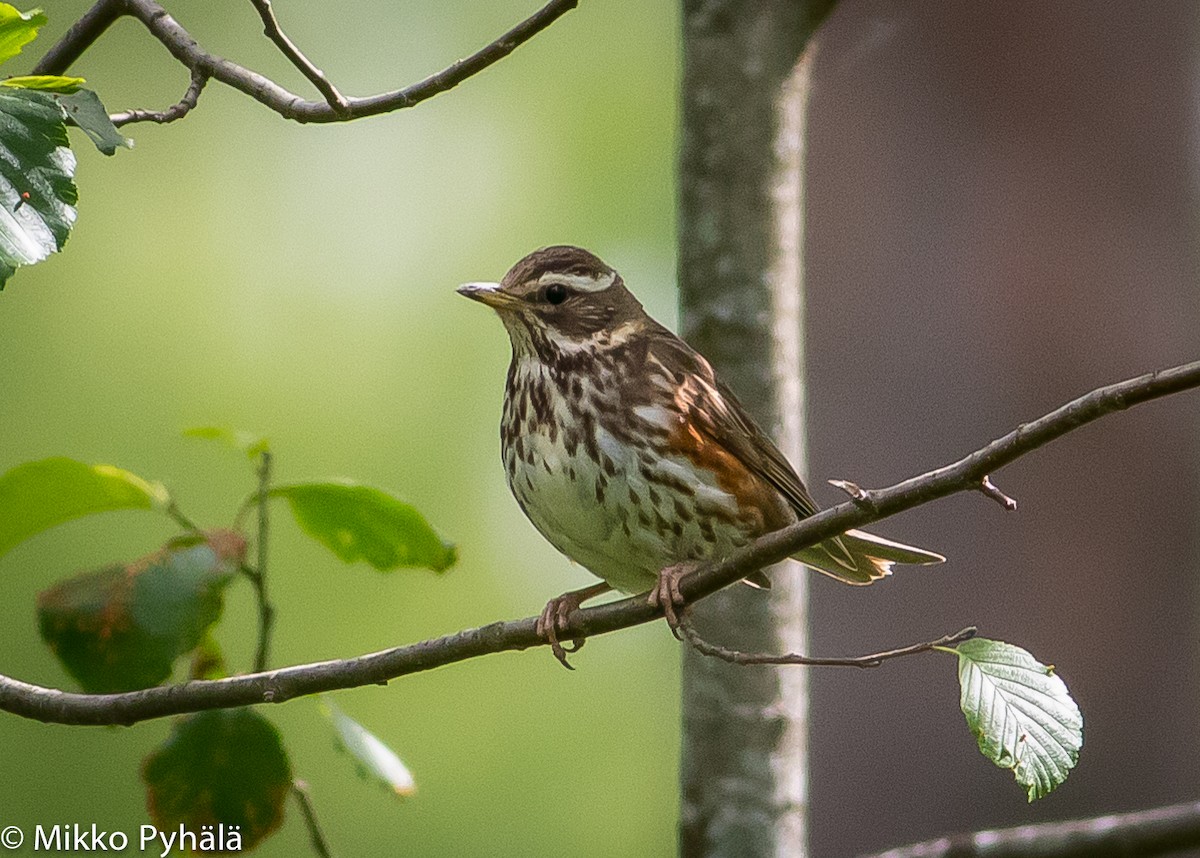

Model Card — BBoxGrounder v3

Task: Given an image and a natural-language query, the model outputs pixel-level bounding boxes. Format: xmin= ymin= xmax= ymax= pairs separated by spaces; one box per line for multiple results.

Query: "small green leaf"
xmin=953 ymin=638 xmax=1083 ymax=801
xmin=56 ymin=88 xmax=131 ymax=155
xmin=322 ymin=699 xmax=415 ymax=797
xmin=0 ymin=457 xmax=167 ymax=559
xmin=183 ymin=425 xmax=270 ymax=459
xmin=0 ymin=5 xmax=46 ymax=67
xmin=0 ymin=87 xmax=76 ymax=288
xmin=143 ymin=708 xmax=292 ymax=852
xmin=272 ymin=481 xmax=456 ymax=572
xmin=37 ymin=532 xmax=245 ymax=692
xmin=2 ymin=74 xmax=84 ymax=93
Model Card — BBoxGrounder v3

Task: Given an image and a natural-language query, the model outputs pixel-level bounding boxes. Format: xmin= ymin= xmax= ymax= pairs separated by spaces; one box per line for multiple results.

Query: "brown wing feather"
xmin=645 ymin=324 xmax=818 ymax=518
xmin=646 ymin=325 xmax=858 ymax=572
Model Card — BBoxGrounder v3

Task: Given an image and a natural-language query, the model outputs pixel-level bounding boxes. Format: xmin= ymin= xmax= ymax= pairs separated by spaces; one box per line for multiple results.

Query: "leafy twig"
xmin=33 ymin=0 xmax=581 ymax=125
xmin=0 ymin=360 xmax=1196 ymax=726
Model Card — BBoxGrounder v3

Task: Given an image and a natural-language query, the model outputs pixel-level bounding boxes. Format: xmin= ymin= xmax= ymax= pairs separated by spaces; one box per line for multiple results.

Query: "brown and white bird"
xmin=460 ymin=246 xmax=944 ymax=666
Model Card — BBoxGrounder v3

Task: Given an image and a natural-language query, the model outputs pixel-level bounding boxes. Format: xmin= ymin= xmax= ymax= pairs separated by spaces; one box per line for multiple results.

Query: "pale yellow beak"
xmin=457 ymin=281 xmax=520 ymax=310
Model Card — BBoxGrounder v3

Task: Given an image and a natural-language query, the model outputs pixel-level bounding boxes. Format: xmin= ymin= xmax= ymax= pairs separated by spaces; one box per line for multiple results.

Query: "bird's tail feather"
xmin=793 ymin=528 xmax=945 ymax=586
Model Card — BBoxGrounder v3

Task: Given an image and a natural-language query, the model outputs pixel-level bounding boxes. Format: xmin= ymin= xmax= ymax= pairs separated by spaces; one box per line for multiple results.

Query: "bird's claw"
xmin=648 ymin=563 xmax=694 ymax=639
xmin=536 ymin=594 xmax=587 ymax=669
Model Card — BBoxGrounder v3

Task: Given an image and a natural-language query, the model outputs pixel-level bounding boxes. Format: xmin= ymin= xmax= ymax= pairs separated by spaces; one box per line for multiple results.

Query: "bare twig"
xmin=110 ymin=67 xmax=208 ymax=127
xmin=0 ymin=360 xmax=1197 ymax=726
xmin=248 ymin=0 xmax=349 ymax=115
xmin=291 ymin=780 xmax=334 ymax=858
xmin=978 ymin=474 xmax=1018 ymax=511
xmin=862 ymin=800 xmax=1200 ymax=858
xmin=678 ymin=616 xmax=976 ymax=668
xmin=34 ymin=0 xmax=581 ymax=125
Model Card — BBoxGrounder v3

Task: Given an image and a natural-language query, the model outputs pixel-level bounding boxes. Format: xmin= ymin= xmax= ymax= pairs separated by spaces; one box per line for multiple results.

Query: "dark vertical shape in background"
xmin=678 ymin=2 xmax=835 ymax=856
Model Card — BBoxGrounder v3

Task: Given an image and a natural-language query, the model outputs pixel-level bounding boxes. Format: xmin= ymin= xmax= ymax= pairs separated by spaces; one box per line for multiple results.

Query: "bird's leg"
xmin=536 ymin=582 xmax=612 ymax=669
xmin=648 ymin=561 xmax=699 ymax=639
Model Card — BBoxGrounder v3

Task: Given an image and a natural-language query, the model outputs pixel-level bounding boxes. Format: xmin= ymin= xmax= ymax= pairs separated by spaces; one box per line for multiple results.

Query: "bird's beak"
xmin=457 ymin=281 xmax=519 ymax=310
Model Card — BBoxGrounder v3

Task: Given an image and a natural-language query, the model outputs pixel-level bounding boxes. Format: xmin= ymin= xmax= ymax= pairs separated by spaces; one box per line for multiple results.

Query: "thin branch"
xmin=678 ymin=616 xmax=977 ymax=668
xmin=291 ymin=780 xmax=334 ymax=858
xmin=248 ymin=0 xmax=349 ymax=115
xmin=29 ymin=0 xmax=126 ymax=76
xmin=34 ymin=0 xmax=581 ymax=125
xmin=861 ymin=800 xmax=1200 ymax=858
xmin=110 ymin=67 xmax=207 ymax=127
xmin=0 ymin=360 xmax=1197 ymax=726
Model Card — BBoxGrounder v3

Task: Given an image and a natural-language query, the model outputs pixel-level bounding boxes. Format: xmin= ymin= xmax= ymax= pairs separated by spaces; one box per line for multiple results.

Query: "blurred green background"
xmin=1 ymin=2 xmax=681 ymax=855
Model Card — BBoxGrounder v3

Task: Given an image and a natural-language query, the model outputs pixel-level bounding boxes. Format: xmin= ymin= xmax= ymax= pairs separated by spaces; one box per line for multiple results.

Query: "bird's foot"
xmin=536 ymin=582 xmax=611 ymax=669
xmin=648 ymin=562 xmax=698 ymax=639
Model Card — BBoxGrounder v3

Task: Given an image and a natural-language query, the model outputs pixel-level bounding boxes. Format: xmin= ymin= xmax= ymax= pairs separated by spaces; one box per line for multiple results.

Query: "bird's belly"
xmin=506 ymin=423 xmax=752 ymax=593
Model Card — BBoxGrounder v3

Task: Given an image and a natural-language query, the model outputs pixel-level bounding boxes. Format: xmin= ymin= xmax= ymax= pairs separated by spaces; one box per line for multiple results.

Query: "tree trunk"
xmin=677 ymin=3 xmax=833 ymax=856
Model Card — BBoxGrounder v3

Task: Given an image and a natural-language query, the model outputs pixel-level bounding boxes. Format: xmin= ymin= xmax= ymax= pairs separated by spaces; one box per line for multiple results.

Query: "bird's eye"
xmin=544 ymin=283 xmax=568 ymax=305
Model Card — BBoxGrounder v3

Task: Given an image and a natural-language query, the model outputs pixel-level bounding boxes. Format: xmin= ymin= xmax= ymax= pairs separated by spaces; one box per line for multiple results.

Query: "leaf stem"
xmin=291 ymin=779 xmax=334 ymax=858
xmin=165 ymin=499 xmax=202 ymax=534
xmin=247 ymin=451 xmax=275 ymax=674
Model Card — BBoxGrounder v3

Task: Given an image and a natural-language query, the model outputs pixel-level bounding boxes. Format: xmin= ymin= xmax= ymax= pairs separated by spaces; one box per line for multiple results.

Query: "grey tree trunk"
xmin=677 ymin=3 xmax=833 ymax=856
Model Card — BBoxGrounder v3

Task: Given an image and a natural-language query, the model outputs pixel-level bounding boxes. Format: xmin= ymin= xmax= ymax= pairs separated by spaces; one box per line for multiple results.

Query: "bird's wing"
xmin=645 ymin=326 xmax=820 ymax=519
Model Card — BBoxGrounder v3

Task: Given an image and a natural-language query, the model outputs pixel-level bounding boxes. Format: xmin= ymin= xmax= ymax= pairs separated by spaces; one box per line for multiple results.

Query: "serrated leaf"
xmin=954 ymin=638 xmax=1083 ymax=801
xmin=0 ymin=457 xmax=167 ymax=559
xmin=37 ymin=531 xmax=246 ymax=692
xmin=322 ymin=699 xmax=415 ymax=797
xmin=183 ymin=425 xmax=270 ymax=459
xmin=0 ymin=87 xmax=76 ymax=288
xmin=2 ymin=75 xmax=84 ymax=93
xmin=0 ymin=5 xmax=46 ymax=66
xmin=143 ymin=708 xmax=292 ymax=852
xmin=272 ymin=481 xmax=456 ymax=572
xmin=56 ymin=88 xmax=131 ymax=155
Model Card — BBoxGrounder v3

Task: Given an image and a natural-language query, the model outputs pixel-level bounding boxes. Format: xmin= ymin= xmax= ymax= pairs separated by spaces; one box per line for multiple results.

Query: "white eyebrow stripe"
xmin=537 ymin=270 xmax=615 ymax=293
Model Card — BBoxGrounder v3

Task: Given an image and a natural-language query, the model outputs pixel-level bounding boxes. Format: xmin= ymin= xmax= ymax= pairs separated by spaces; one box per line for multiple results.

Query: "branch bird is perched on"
xmin=460 ymin=246 xmax=945 ymax=667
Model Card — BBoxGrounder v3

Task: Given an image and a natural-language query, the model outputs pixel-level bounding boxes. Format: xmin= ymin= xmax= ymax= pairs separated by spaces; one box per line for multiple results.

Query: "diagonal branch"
xmin=860 ymin=799 xmax=1200 ymax=858
xmin=0 ymin=360 xmax=1197 ymax=726
xmin=247 ymin=0 xmax=349 ymax=115
xmin=33 ymin=0 xmax=580 ymax=125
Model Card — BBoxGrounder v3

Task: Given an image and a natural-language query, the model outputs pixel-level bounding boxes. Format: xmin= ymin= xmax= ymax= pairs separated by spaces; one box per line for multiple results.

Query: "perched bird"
xmin=460 ymin=246 xmax=944 ymax=666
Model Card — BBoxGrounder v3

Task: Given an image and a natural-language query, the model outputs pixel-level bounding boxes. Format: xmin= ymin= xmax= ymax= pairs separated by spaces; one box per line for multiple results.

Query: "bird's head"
xmin=458 ymin=246 xmax=648 ymax=357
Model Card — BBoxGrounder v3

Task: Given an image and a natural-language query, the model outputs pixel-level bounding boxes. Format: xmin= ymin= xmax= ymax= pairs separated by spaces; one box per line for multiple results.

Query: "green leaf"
xmin=143 ymin=708 xmax=292 ymax=852
xmin=0 ymin=87 xmax=76 ymax=288
xmin=953 ymin=638 xmax=1083 ymax=801
xmin=37 ymin=532 xmax=246 ymax=693
xmin=322 ymin=699 xmax=415 ymax=796
xmin=183 ymin=425 xmax=270 ymax=459
xmin=0 ymin=5 xmax=46 ymax=66
xmin=56 ymin=88 xmax=131 ymax=156
xmin=272 ymin=481 xmax=456 ymax=572
xmin=0 ymin=457 xmax=167 ymax=559
xmin=2 ymin=75 xmax=84 ymax=93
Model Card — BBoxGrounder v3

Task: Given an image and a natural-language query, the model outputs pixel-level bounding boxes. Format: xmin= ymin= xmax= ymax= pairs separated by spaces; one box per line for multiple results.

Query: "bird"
xmin=459 ymin=245 xmax=944 ymax=667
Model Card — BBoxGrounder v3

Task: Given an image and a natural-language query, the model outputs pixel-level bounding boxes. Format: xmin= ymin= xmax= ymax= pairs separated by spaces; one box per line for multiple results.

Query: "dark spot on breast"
xmin=673 ymin=498 xmax=693 ymax=522
xmin=628 ymin=486 xmax=641 ymax=505
xmin=601 ymin=453 xmax=616 ymax=477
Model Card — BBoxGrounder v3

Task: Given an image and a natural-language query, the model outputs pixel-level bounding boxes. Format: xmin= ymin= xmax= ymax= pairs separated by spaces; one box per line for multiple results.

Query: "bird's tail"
xmin=793 ymin=528 xmax=945 ymax=585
